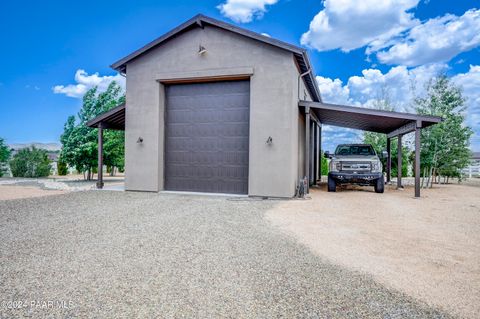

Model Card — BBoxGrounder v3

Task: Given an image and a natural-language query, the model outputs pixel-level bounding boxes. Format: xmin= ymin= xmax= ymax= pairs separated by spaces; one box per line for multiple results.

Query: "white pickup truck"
xmin=325 ymin=144 xmax=386 ymax=193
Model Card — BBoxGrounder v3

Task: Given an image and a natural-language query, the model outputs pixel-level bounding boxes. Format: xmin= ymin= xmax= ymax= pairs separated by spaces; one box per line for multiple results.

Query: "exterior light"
xmin=137 ymin=137 xmax=143 ymax=144
xmin=198 ymin=45 xmax=207 ymax=55
xmin=266 ymin=136 xmax=273 ymax=145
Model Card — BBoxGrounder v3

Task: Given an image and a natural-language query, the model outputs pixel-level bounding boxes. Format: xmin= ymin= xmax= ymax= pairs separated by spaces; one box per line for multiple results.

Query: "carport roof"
xmin=299 ymin=100 xmax=442 ymax=137
xmin=86 ymin=103 xmax=125 ymax=130
xmin=110 ymin=14 xmax=321 ymax=103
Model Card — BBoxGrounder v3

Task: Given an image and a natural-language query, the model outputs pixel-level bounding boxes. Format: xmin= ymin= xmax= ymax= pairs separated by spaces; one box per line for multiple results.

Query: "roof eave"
xmin=109 ymin=14 xmax=321 ymax=102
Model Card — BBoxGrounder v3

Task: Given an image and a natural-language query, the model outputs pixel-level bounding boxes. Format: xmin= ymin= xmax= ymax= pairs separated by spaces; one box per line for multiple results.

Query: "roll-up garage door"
xmin=165 ymin=80 xmax=250 ymax=194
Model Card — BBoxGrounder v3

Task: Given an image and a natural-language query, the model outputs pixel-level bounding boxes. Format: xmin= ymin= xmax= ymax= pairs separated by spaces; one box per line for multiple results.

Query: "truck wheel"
xmin=328 ymin=176 xmax=336 ymax=192
xmin=374 ymin=176 xmax=385 ymax=193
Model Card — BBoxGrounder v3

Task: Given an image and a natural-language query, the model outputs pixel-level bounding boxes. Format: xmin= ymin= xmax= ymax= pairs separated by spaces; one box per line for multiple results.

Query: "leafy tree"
xmin=103 ymin=130 xmax=125 ymax=175
xmin=10 ymin=147 xmax=51 ymax=177
xmin=60 ymin=82 xmax=125 ymax=180
xmin=415 ymin=75 xmax=473 ymax=183
xmin=0 ymin=138 xmax=11 ymax=177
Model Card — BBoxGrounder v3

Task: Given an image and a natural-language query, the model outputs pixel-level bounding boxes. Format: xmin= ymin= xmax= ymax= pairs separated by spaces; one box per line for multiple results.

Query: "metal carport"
xmin=299 ymin=100 xmax=442 ymax=197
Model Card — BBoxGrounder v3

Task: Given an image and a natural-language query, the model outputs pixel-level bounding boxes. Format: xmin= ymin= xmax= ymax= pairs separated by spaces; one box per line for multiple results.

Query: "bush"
xmin=10 ymin=147 xmax=51 ymax=177
xmin=321 ymin=154 xmax=329 ymax=176
xmin=57 ymin=160 xmax=68 ymax=176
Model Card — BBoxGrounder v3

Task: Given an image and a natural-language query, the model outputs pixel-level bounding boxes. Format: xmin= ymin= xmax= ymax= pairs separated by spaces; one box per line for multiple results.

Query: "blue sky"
xmin=0 ymin=0 xmax=479 ymax=151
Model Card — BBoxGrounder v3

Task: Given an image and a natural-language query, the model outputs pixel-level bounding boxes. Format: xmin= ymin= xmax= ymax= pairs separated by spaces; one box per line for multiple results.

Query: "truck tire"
xmin=328 ymin=176 xmax=336 ymax=192
xmin=374 ymin=176 xmax=384 ymax=193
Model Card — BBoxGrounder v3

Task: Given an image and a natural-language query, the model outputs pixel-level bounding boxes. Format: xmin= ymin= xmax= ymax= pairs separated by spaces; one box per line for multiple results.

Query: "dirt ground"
xmin=0 ymin=175 xmax=125 ymax=200
xmin=0 ymin=185 xmax=66 ymax=200
xmin=266 ymin=183 xmax=480 ymax=319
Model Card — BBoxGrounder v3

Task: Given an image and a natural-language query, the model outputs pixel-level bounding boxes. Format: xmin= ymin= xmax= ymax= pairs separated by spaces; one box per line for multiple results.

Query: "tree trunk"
xmin=422 ymin=167 xmax=428 ymax=188
xmin=430 ymin=167 xmax=436 ymax=188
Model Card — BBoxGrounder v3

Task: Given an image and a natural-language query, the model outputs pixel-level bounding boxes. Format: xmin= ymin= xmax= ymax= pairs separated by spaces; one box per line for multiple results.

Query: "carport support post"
xmin=397 ymin=135 xmax=402 ymax=189
xmin=305 ymin=107 xmax=310 ymax=193
xmin=414 ymin=121 xmax=421 ymax=197
xmin=97 ymin=123 xmax=104 ymax=189
xmin=386 ymin=137 xmax=391 ymax=183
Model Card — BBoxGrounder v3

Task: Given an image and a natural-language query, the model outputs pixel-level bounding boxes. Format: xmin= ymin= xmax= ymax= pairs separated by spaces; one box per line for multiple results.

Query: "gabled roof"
xmin=111 ymin=14 xmax=321 ymax=102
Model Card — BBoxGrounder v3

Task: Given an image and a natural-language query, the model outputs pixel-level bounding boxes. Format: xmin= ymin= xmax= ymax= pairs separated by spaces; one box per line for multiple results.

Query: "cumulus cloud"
xmin=319 ymin=64 xmax=480 ymax=151
xmin=301 ymin=2 xmax=480 ymax=67
xmin=452 ymin=65 xmax=480 ymax=151
xmin=217 ymin=0 xmax=278 ymax=23
xmin=377 ymin=9 xmax=480 ymax=66
xmin=301 ymin=0 xmax=420 ymax=52
xmin=53 ymin=69 xmax=125 ymax=98
xmin=318 ymin=63 xmax=446 ymax=111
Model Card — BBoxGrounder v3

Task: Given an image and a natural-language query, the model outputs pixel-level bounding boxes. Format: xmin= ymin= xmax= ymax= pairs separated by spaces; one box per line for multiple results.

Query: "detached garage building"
xmin=88 ymin=14 xmax=441 ymax=197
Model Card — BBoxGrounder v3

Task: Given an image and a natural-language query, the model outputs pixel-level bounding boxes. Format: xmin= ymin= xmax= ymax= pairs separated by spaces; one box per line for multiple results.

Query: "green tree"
xmin=10 ymin=147 xmax=51 ymax=177
xmin=0 ymin=138 xmax=11 ymax=177
xmin=60 ymin=82 xmax=125 ymax=180
xmin=415 ymin=76 xmax=473 ymax=183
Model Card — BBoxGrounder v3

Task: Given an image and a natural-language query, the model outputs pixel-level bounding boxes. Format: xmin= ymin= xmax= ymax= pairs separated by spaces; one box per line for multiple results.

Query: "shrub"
xmin=57 ymin=160 xmax=68 ymax=176
xmin=321 ymin=154 xmax=329 ymax=176
xmin=10 ymin=147 xmax=51 ymax=177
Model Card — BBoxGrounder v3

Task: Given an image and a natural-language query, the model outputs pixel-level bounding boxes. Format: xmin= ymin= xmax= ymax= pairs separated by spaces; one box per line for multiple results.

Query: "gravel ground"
xmin=0 ymin=191 xmax=452 ymax=318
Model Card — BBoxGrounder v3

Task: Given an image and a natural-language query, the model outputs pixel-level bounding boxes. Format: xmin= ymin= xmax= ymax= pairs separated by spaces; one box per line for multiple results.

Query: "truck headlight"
xmin=329 ymin=160 xmax=341 ymax=172
xmin=371 ymin=161 xmax=382 ymax=173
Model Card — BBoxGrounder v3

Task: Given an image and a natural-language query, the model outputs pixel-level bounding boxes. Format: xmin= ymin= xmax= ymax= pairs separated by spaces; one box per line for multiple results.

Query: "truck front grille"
xmin=340 ymin=162 xmax=371 ymax=172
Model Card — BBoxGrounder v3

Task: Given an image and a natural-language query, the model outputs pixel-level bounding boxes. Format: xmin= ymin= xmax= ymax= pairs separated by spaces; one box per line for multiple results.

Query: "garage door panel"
xmin=165 ymin=80 xmax=249 ymax=194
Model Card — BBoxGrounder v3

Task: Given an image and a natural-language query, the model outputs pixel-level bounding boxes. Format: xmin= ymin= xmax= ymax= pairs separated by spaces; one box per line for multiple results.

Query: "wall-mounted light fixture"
xmin=266 ymin=136 xmax=273 ymax=145
xmin=198 ymin=45 xmax=207 ymax=55
xmin=137 ymin=137 xmax=143 ymax=144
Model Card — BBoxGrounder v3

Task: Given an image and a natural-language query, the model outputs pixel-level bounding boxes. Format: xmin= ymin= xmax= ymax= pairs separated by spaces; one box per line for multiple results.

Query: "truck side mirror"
xmin=324 ymin=151 xmax=331 ymax=158
xmin=381 ymin=150 xmax=388 ymax=159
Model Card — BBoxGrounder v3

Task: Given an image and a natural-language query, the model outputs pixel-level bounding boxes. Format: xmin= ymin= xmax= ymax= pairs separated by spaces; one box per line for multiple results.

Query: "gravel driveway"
xmin=0 ymin=191 xmax=452 ymax=318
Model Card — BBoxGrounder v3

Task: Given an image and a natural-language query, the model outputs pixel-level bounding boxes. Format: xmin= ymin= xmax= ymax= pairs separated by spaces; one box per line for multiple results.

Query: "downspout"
xmin=298 ymin=69 xmax=311 ymax=100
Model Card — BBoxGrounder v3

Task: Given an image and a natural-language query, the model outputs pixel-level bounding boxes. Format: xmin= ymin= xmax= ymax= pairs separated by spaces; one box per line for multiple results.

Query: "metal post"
xmin=397 ymin=134 xmax=402 ymax=189
xmin=97 ymin=123 xmax=104 ymax=189
xmin=319 ymin=124 xmax=322 ymax=182
xmin=386 ymin=137 xmax=391 ymax=183
xmin=305 ymin=108 xmax=310 ymax=193
xmin=313 ymin=123 xmax=318 ymax=184
xmin=310 ymin=121 xmax=315 ymax=185
xmin=415 ymin=121 xmax=421 ymax=197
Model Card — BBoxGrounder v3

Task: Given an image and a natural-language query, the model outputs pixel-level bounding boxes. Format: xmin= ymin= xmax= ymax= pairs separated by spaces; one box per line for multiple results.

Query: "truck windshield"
xmin=335 ymin=145 xmax=376 ymax=156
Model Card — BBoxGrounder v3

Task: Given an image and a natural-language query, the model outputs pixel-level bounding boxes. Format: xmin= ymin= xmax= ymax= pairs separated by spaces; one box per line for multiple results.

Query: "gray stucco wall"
xmin=124 ymin=25 xmax=310 ymax=197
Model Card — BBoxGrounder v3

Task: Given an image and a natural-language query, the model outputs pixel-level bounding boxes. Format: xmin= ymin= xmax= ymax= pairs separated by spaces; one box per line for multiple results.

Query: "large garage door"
xmin=165 ymin=80 xmax=250 ymax=194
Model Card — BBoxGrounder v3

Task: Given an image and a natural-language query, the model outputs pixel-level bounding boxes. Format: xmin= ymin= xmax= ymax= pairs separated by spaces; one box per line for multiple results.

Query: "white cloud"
xmin=377 ymin=9 xmax=480 ymax=66
xmin=53 ymin=69 xmax=125 ymax=98
xmin=452 ymin=65 xmax=480 ymax=151
xmin=318 ymin=63 xmax=446 ymax=111
xmin=318 ymin=64 xmax=480 ymax=151
xmin=217 ymin=0 xmax=278 ymax=23
xmin=301 ymin=2 xmax=480 ymax=67
xmin=301 ymin=0 xmax=420 ymax=52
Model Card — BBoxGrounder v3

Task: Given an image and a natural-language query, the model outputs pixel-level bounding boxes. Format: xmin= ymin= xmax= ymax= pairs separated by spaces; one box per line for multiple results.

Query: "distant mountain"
xmin=9 ymin=142 xmax=61 ymax=152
